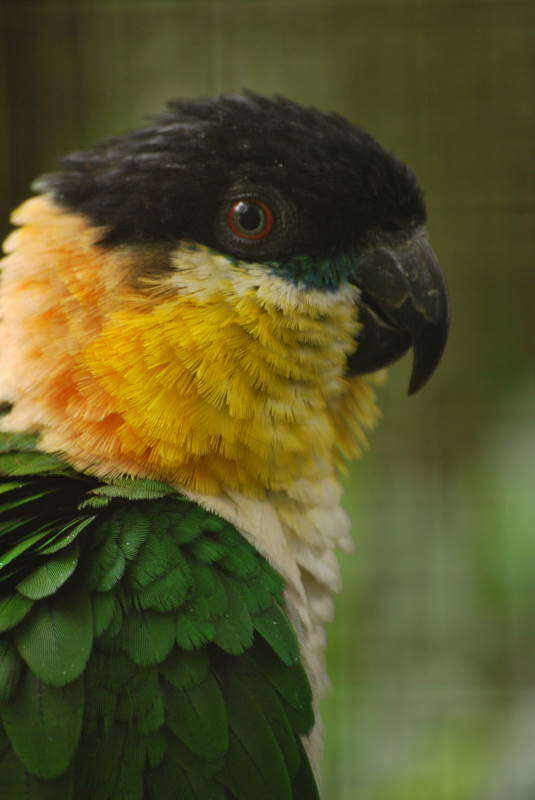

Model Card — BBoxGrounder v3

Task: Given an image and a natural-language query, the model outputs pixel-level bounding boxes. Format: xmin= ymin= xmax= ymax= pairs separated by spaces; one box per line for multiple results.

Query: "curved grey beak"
xmin=347 ymin=233 xmax=449 ymax=394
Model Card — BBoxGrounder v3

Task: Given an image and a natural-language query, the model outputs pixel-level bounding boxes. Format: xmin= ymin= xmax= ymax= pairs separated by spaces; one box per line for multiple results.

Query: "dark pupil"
xmin=235 ymin=201 xmax=263 ymax=232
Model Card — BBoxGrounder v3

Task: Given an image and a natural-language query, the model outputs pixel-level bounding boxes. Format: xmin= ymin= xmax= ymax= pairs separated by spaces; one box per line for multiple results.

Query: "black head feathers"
xmin=38 ymin=92 xmax=426 ymax=262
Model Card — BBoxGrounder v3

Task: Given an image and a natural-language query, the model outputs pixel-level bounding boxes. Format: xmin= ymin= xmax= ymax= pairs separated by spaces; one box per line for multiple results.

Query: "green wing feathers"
xmin=0 ymin=432 xmax=319 ymax=799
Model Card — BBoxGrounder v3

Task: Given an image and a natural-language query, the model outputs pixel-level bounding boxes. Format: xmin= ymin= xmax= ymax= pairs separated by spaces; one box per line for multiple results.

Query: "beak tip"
xmin=407 ymin=318 xmax=449 ymax=396
xmin=407 ymin=372 xmax=428 ymax=396
xmin=407 ymin=370 xmax=426 ymax=396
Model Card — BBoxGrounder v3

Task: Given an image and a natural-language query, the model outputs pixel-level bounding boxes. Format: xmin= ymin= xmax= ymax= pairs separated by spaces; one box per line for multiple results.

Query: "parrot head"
xmin=0 ymin=93 xmax=449 ymax=494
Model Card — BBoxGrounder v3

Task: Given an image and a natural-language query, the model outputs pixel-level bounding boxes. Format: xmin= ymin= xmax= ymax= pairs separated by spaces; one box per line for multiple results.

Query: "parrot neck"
xmin=0 ymin=195 xmax=380 ymax=496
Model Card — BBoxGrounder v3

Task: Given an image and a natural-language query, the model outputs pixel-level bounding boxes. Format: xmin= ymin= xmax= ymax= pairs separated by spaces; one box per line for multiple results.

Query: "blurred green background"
xmin=1 ymin=1 xmax=534 ymax=797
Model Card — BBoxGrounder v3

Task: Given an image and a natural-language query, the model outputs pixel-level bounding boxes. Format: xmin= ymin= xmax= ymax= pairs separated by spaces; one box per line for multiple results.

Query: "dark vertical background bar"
xmin=0 ymin=1 xmax=84 ymax=231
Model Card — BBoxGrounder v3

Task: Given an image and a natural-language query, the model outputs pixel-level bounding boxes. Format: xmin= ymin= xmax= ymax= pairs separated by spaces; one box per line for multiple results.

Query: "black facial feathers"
xmin=38 ymin=92 xmax=426 ymax=261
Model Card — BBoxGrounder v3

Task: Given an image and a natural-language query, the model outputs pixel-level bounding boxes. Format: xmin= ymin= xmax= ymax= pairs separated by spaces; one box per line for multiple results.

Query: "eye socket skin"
xmin=214 ymin=184 xmax=298 ymax=261
xmin=227 ymin=199 xmax=274 ymax=240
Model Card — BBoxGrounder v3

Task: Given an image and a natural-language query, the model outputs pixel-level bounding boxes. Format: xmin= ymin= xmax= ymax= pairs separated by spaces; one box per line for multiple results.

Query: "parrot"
xmin=0 ymin=93 xmax=449 ymax=799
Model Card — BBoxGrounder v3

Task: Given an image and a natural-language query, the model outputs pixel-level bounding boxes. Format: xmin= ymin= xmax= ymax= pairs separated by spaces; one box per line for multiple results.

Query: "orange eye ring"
xmin=227 ymin=198 xmax=274 ymax=240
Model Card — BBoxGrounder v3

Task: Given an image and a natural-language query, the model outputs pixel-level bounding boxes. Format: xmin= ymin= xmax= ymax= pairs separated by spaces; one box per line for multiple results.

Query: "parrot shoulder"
xmin=0 ymin=429 xmax=319 ymax=799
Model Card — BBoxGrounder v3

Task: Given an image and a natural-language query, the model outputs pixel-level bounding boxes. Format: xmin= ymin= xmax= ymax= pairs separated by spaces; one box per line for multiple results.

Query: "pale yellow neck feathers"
xmin=0 ymin=195 xmax=380 ymax=496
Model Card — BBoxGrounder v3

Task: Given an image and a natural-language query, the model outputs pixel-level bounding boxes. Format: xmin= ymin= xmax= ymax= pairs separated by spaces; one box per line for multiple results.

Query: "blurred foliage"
xmin=0 ymin=0 xmax=534 ymax=797
xmin=323 ymin=376 xmax=535 ymax=798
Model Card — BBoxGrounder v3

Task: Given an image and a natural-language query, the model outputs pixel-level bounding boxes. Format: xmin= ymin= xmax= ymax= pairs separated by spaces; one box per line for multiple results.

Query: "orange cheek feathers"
xmin=0 ymin=195 xmax=380 ymax=495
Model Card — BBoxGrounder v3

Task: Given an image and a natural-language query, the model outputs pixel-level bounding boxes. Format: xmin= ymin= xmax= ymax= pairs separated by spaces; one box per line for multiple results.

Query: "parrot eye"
xmin=215 ymin=184 xmax=297 ymax=260
xmin=227 ymin=199 xmax=274 ymax=240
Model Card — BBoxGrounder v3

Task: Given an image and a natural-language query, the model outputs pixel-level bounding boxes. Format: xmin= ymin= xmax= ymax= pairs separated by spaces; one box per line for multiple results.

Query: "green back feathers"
xmin=0 ymin=431 xmax=319 ymax=799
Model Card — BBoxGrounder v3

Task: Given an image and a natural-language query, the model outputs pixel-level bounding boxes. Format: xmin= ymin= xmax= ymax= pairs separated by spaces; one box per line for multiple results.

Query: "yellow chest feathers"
xmin=0 ymin=196 xmax=379 ymax=495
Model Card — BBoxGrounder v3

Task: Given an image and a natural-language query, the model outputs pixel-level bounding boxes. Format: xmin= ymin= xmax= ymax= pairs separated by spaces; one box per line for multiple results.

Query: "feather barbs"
xmin=0 ymin=195 xmax=380 ymax=496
